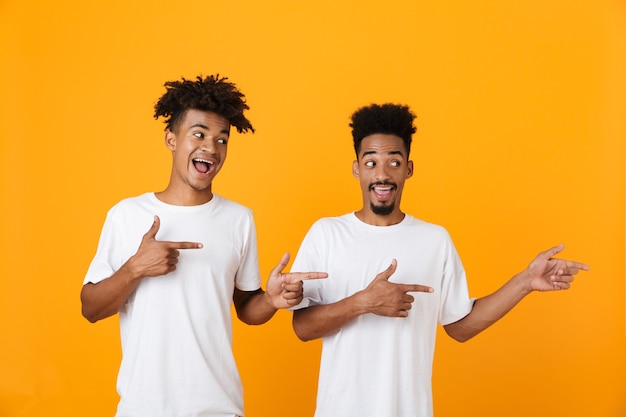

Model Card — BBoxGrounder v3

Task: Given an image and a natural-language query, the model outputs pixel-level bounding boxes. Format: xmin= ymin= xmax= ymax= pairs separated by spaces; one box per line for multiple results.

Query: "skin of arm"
xmin=293 ymin=259 xmax=433 ymax=341
xmin=442 ymin=273 xmax=529 ymax=343
xmin=444 ymin=244 xmax=589 ymax=343
xmin=233 ymin=288 xmax=277 ymax=325
xmin=81 ymin=264 xmax=143 ymax=323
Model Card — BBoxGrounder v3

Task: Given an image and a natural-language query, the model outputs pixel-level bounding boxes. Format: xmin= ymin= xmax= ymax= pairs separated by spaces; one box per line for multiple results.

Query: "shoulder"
xmin=105 ymin=193 xmax=152 ymax=214
xmin=108 ymin=192 xmax=159 ymax=214
xmin=298 ymin=214 xmax=356 ymax=243
xmin=212 ymin=194 xmax=255 ymax=219
xmin=402 ymin=214 xmax=453 ymax=240
xmin=308 ymin=213 xmax=353 ymax=230
xmin=213 ymin=194 xmax=250 ymax=210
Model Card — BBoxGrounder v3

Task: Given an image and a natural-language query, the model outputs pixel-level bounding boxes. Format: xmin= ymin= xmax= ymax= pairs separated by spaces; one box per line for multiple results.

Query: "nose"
xmin=374 ymin=164 xmax=391 ymax=182
xmin=200 ymin=138 xmax=218 ymax=154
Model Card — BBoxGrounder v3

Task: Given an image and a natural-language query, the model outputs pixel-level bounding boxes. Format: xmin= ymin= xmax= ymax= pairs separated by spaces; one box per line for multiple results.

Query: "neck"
xmin=354 ymin=209 xmax=405 ymax=226
xmin=155 ymin=186 xmax=213 ymax=206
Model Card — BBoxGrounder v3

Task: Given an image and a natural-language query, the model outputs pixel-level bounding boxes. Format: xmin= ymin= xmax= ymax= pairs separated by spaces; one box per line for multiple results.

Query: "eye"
xmin=193 ymin=132 xmax=204 ymax=139
xmin=364 ymin=160 xmax=375 ymax=167
xmin=390 ymin=160 xmax=400 ymax=167
xmin=217 ymin=138 xmax=228 ymax=145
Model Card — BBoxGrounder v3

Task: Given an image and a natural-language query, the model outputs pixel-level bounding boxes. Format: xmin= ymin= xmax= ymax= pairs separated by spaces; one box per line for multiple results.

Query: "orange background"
xmin=1 ymin=1 xmax=625 ymax=416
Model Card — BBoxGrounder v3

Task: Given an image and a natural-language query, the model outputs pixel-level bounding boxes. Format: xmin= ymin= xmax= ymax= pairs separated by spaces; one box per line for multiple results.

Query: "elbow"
xmin=81 ymin=304 xmax=118 ymax=323
xmin=294 ymin=329 xmax=314 ymax=342
xmin=292 ymin=316 xmax=317 ymax=342
xmin=80 ymin=285 xmax=97 ymax=323
xmin=83 ymin=312 xmax=99 ymax=324
xmin=443 ymin=323 xmax=476 ymax=343
xmin=449 ymin=333 xmax=472 ymax=343
xmin=81 ymin=303 xmax=103 ymax=323
xmin=80 ymin=287 xmax=107 ymax=323
xmin=235 ymin=304 xmax=275 ymax=326
xmin=80 ymin=296 xmax=98 ymax=323
xmin=236 ymin=312 xmax=269 ymax=326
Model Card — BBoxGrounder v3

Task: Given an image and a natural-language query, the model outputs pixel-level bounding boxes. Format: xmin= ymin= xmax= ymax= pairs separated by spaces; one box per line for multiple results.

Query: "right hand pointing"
xmin=127 ymin=215 xmax=203 ymax=279
xmin=358 ymin=259 xmax=433 ymax=318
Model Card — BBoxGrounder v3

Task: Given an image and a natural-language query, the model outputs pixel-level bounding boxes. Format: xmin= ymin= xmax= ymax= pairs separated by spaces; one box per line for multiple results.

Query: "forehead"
xmin=359 ymin=134 xmax=407 ymax=157
xmin=180 ymin=109 xmax=230 ymax=131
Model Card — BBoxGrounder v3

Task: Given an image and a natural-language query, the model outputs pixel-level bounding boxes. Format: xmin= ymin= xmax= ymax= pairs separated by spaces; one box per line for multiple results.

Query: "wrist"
xmin=263 ymin=290 xmax=279 ymax=311
xmin=514 ymin=269 xmax=535 ymax=295
xmin=348 ymin=290 xmax=371 ymax=316
xmin=121 ymin=257 xmax=144 ymax=284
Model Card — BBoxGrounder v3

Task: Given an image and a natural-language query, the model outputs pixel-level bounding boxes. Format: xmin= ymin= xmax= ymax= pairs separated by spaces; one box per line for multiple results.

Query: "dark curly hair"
xmin=350 ymin=103 xmax=416 ymax=157
xmin=154 ymin=74 xmax=254 ymax=134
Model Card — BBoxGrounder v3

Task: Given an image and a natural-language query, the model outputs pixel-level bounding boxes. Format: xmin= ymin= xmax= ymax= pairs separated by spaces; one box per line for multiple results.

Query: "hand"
xmin=126 ymin=216 xmax=203 ymax=279
xmin=265 ymin=252 xmax=328 ymax=309
xmin=525 ymin=244 xmax=589 ymax=291
xmin=358 ymin=259 xmax=434 ymax=317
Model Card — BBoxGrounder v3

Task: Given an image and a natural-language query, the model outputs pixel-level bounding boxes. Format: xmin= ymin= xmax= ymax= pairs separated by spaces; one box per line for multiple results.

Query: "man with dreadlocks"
xmin=289 ymin=103 xmax=588 ymax=417
xmin=81 ymin=75 xmax=326 ymax=417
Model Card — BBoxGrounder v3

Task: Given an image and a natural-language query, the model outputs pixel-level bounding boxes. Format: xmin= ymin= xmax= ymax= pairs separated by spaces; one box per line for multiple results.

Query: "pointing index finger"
xmin=282 ymin=271 xmax=328 ymax=284
xmin=166 ymin=241 xmax=203 ymax=249
xmin=401 ymin=284 xmax=434 ymax=293
xmin=567 ymin=260 xmax=590 ymax=270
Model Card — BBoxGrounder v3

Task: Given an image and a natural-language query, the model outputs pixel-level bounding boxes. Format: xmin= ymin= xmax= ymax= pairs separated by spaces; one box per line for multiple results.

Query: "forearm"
xmin=444 ymin=270 xmax=532 ymax=342
xmin=80 ymin=262 xmax=142 ymax=323
xmin=292 ymin=293 xmax=368 ymax=341
xmin=234 ymin=290 xmax=278 ymax=325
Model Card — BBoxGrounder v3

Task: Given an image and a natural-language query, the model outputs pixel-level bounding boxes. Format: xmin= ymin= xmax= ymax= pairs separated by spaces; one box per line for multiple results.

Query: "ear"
xmin=407 ymin=160 xmax=414 ymax=178
xmin=352 ymin=160 xmax=359 ymax=179
xmin=165 ymin=130 xmax=176 ymax=151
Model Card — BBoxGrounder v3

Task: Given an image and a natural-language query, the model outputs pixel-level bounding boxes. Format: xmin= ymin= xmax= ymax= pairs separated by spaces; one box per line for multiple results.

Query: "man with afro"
xmin=81 ymin=75 xmax=326 ymax=417
xmin=289 ymin=103 xmax=588 ymax=417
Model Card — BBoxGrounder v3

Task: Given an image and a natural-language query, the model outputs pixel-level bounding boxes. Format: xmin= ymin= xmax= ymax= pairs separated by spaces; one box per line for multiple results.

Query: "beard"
xmin=369 ymin=181 xmax=396 ymax=216
xmin=370 ymin=201 xmax=395 ymax=216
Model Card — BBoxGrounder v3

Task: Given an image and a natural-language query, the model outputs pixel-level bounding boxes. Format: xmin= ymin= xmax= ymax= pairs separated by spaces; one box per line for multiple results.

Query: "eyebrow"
xmin=191 ymin=123 xmax=230 ymax=136
xmin=361 ymin=149 xmax=404 ymax=158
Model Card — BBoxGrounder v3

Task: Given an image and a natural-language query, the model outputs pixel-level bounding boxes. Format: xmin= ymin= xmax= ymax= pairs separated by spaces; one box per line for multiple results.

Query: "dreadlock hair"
xmin=154 ymin=74 xmax=254 ymax=134
xmin=349 ymin=103 xmax=416 ymax=157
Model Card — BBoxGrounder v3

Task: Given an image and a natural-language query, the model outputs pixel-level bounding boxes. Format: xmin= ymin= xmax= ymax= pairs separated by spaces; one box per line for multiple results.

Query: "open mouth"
xmin=370 ymin=183 xmax=396 ymax=201
xmin=192 ymin=158 xmax=214 ymax=175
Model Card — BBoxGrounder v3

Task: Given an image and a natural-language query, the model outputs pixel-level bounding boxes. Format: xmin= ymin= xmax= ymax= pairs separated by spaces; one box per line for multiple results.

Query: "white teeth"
xmin=193 ymin=158 xmax=213 ymax=165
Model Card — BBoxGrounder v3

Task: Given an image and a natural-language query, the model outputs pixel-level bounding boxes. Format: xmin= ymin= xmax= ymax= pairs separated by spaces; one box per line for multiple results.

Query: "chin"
xmin=186 ymin=179 xmax=213 ymax=193
xmin=371 ymin=203 xmax=395 ymax=216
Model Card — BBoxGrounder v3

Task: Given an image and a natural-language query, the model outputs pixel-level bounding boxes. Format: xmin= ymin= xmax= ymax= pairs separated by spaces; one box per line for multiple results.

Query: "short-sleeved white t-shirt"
xmin=85 ymin=193 xmax=261 ymax=417
xmin=291 ymin=213 xmax=474 ymax=417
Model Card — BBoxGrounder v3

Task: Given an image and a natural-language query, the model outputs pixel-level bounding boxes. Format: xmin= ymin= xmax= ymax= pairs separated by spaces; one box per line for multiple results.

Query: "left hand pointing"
xmin=526 ymin=244 xmax=589 ymax=291
xmin=266 ymin=252 xmax=328 ymax=309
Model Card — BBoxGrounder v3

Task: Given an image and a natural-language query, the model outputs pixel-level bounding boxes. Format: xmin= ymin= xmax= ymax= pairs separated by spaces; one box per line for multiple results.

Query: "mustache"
xmin=369 ymin=181 xmax=397 ymax=191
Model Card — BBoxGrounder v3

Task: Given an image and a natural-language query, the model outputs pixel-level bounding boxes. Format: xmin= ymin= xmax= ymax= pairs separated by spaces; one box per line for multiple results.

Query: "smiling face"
xmin=353 ymin=133 xmax=413 ymax=226
xmin=159 ymin=109 xmax=231 ymax=205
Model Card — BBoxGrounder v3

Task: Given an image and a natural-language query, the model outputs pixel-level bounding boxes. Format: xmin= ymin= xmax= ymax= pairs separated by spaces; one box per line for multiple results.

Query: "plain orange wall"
xmin=1 ymin=1 xmax=625 ymax=416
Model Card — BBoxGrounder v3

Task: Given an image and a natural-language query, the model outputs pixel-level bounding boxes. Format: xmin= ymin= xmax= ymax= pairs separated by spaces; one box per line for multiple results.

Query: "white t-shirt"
xmin=84 ymin=193 xmax=261 ymax=417
xmin=291 ymin=213 xmax=474 ymax=417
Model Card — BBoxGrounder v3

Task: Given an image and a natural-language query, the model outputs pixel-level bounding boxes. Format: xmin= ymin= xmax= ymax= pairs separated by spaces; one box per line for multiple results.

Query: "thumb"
xmin=540 ymin=243 xmax=565 ymax=260
xmin=375 ymin=259 xmax=397 ymax=281
xmin=143 ymin=215 xmax=160 ymax=240
xmin=271 ymin=252 xmax=291 ymax=276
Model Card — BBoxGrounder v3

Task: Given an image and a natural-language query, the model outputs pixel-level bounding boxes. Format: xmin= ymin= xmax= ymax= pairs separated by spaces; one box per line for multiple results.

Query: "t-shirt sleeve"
xmin=234 ymin=212 xmax=262 ymax=292
xmin=83 ymin=208 xmax=124 ymax=285
xmin=289 ymin=223 xmax=325 ymax=311
xmin=438 ymin=234 xmax=475 ymax=325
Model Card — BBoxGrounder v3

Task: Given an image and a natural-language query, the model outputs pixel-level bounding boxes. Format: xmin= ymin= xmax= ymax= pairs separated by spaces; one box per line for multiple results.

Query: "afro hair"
xmin=349 ymin=103 xmax=416 ymax=157
xmin=154 ymin=74 xmax=254 ymax=134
